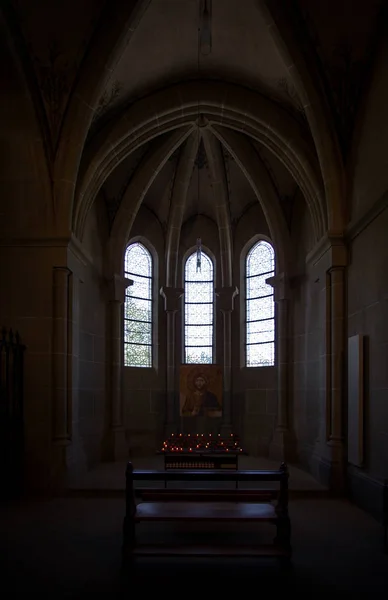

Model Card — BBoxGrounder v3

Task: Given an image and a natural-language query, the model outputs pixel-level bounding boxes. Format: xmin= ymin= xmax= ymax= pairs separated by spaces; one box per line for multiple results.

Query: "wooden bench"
xmin=122 ymin=461 xmax=292 ymax=566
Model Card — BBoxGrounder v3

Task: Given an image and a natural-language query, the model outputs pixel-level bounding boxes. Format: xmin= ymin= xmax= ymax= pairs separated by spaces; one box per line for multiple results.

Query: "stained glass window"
xmin=124 ymin=243 xmax=152 ymax=367
xmin=184 ymin=251 xmax=214 ymax=364
xmin=246 ymin=241 xmax=275 ymax=367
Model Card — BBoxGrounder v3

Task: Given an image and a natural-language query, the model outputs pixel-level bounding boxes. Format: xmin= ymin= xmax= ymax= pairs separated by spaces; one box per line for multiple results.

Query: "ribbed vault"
xmin=76 ymin=81 xmax=325 ymax=240
xmin=75 ymin=80 xmax=327 ymax=284
xmin=105 ymin=124 xmax=295 ymax=278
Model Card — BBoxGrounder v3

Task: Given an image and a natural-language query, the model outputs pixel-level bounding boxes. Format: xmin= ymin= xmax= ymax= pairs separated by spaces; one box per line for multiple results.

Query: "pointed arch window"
xmin=184 ymin=251 xmax=214 ymax=364
xmin=245 ymin=240 xmax=275 ymax=367
xmin=124 ymin=242 xmax=153 ymax=367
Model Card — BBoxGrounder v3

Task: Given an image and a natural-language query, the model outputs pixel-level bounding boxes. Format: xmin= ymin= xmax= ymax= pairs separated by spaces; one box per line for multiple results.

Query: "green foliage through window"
xmin=124 ymin=243 xmax=152 ymax=367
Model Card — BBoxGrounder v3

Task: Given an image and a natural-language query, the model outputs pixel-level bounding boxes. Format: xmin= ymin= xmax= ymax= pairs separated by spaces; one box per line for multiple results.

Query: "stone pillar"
xmin=216 ymin=286 xmax=238 ymax=433
xmin=327 ymin=265 xmax=346 ymax=488
xmin=267 ymin=273 xmax=296 ymax=462
xmin=308 ymin=235 xmax=347 ymax=491
xmin=275 ymin=296 xmax=288 ymax=431
xmin=66 ymin=273 xmax=87 ymax=477
xmin=160 ymin=286 xmax=184 ymax=434
xmin=107 ymin=274 xmax=133 ymax=460
xmin=52 ymin=267 xmax=71 ymax=445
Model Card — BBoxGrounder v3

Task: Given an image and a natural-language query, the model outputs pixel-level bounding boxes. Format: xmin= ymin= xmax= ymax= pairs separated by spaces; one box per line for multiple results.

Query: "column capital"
xmin=215 ymin=286 xmax=239 ymax=312
xmin=328 ymin=264 xmax=346 ymax=275
xmin=53 ymin=266 xmax=71 ymax=274
xmin=266 ymin=272 xmax=289 ymax=302
xmin=106 ymin=274 xmax=133 ymax=304
xmin=160 ymin=286 xmax=184 ymax=312
xmin=53 ymin=266 xmax=71 ymax=285
xmin=306 ymin=234 xmax=348 ymax=270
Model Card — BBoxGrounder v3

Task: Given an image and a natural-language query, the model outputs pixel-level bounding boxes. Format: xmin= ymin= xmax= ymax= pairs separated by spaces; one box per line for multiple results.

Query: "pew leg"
xmin=122 ymin=516 xmax=136 ymax=570
xmin=278 ymin=555 xmax=293 ymax=572
xmin=274 ymin=516 xmax=292 ymax=557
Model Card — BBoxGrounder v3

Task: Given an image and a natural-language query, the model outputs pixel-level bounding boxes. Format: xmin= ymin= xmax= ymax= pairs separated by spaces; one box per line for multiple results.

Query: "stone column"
xmin=216 ymin=286 xmax=238 ymax=433
xmin=52 ymin=267 xmax=71 ymax=444
xmin=327 ymin=265 xmax=346 ymax=488
xmin=66 ymin=273 xmax=87 ymax=476
xmin=267 ymin=273 xmax=296 ymax=461
xmin=107 ymin=274 xmax=133 ymax=460
xmin=160 ymin=286 xmax=184 ymax=434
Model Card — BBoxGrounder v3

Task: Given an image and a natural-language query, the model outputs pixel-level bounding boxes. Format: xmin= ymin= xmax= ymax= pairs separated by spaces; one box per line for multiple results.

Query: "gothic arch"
xmin=256 ymin=0 xmax=346 ymax=235
xmin=53 ymin=0 xmax=151 ymax=234
xmin=107 ymin=126 xmax=194 ymax=275
xmin=201 ymin=129 xmax=233 ymax=288
xmin=210 ymin=125 xmax=292 ymax=275
xmin=165 ymin=132 xmax=200 ymax=288
xmin=0 ymin=7 xmax=52 ymax=236
xmin=74 ymin=80 xmax=327 ymax=241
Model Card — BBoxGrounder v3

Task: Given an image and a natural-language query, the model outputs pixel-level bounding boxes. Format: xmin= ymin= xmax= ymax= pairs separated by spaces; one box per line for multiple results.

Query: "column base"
xmin=269 ymin=429 xmax=297 ymax=463
xmin=111 ymin=427 xmax=129 ymax=461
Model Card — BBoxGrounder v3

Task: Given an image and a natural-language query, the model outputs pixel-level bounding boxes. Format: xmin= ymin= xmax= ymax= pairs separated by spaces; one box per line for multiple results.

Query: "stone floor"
xmin=1 ymin=495 xmax=387 ymax=597
xmin=2 ymin=459 xmax=387 ymax=597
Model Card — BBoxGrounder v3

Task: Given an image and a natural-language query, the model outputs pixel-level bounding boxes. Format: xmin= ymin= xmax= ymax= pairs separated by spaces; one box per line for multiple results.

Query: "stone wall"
xmin=71 ymin=196 xmax=108 ymax=471
xmin=288 ymin=191 xmax=327 ymax=476
xmin=121 ymin=201 xmax=280 ymax=457
xmin=123 ymin=207 xmax=166 ymax=455
xmin=347 ymin=207 xmax=388 ymax=518
xmin=232 ymin=203 xmax=277 ymax=456
xmin=345 ymin=36 xmax=388 ymax=518
xmin=0 ymin=245 xmax=67 ymax=488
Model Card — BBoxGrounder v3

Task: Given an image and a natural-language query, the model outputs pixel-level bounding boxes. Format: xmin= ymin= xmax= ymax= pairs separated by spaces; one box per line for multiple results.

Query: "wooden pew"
xmin=122 ymin=461 xmax=292 ymax=567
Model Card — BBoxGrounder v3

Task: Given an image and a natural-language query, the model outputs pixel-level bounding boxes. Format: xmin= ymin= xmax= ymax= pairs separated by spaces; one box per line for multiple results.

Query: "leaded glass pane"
xmin=124 ymin=319 xmax=152 ymax=334
xmin=246 ymin=328 xmax=274 ymax=345
xmin=124 ymin=320 xmax=152 ymax=345
xmin=246 ymin=319 xmax=274 ymax=336
xmin=245 ymin=241 xmax=275 ymax=367
xmin=185 ymin=302 xmax=213 ymax=325
xmin=125 ymin=344 xmax=152 ymax=368
xmin=126 ymin=273 xmax=151 ymax=300
xmin=125 ymin=244 xmax=152 ymax=278
xmin=184 ymin=251 xmax=214 ymax=363
xmin=246 ymin=342 xmax=274 ymax=367
xmin=185 ymin=325 xmax=213 ymax=347
xmin=185 ymin=346 xmax=213 ymax=364
xmin=246 ymin=296 xmax=274 ymax=322
xmin=124 ymin=297 xmax=152 ymax=322
xmin=185 ymin=252 xmax=213 ymax=281
xmin=185 ymin=281 xmax=213 ymax=304
xmin=124 ymin=242 xmax=153 ymax=367
xmin=246 ymin=274 xmax=273 ymax=299
xmin=246 ymin=240 xmax=274 ymax=277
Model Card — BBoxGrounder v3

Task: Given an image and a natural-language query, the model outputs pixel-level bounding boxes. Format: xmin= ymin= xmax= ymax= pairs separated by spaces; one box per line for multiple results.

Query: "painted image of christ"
xmin=181 ymin=372 xmax=222 ymax=417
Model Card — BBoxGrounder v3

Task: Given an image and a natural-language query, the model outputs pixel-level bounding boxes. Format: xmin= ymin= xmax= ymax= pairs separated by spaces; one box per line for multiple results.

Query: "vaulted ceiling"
xmin=91 ymin=0 xmax=305 ymax=235
xmin=4 ymin=0 xmax=386 ymax=243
